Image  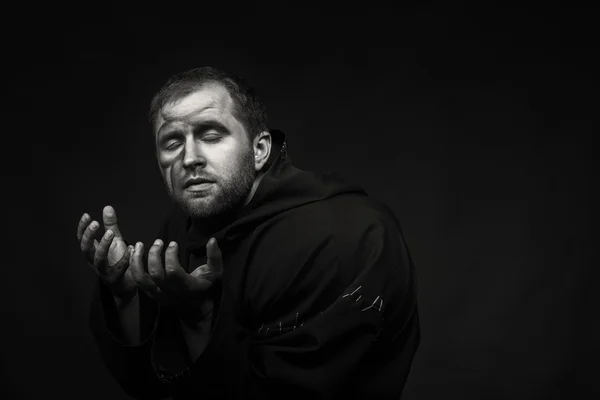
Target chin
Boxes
[180,199,221,219]
[175,195,232,220]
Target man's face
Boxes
[154,84,256,219]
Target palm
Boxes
[189,264,218,288]
[107,237,127,266]
[107,237,136,292]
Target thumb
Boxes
[207,238,223,270]
[112,245,134,278]
[194,238,222,281]
[189,238,223,282]
[103,205,123,238]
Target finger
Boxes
[148,239,165,288]
[81,220,100,262]
[129,242,145,282]
[93,229,115,270]
[164,241,191,289]
[130,242,159,295]
[104,245,132,285]
[120,244,134,273]
[205,238,223,281]
[102,205,122,238]
[77,213,91,242]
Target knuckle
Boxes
[148,269,160,278]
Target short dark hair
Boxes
[148,66,268,139]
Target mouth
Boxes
[183,178,215,191]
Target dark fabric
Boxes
[89,129,420,399]
[89,280,167,399]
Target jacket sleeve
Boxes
[88,218,173,400]
[243,213,420,399]
[89,280,170,399]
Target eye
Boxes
[202,135,221,143]
[165,140,182,150]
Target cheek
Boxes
[158,150,179,168]
[158,151,180,190]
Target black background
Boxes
[10,5,598,399]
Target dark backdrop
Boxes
[11,5,598,399]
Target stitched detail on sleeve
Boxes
[254,286,384,339]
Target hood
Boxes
[183,129,367,252]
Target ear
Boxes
[253,131,272,172]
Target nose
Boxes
[182,138,206,169]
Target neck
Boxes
[244,170,265,207]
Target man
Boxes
[77,67,420,399]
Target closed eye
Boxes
[166,140,182,150]
[202,135,222,143]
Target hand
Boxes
[129,237,223,306]
[77,205,136,298]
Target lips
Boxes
[183,177,215,189]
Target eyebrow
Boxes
[157,119,230,137]
[193,120,230,134]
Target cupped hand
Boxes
[77,205,136,298]
[129,237,223,306]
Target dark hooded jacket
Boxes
[89,130,420,399]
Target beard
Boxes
[170,147,256,220]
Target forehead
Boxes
[156,84,235,128]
